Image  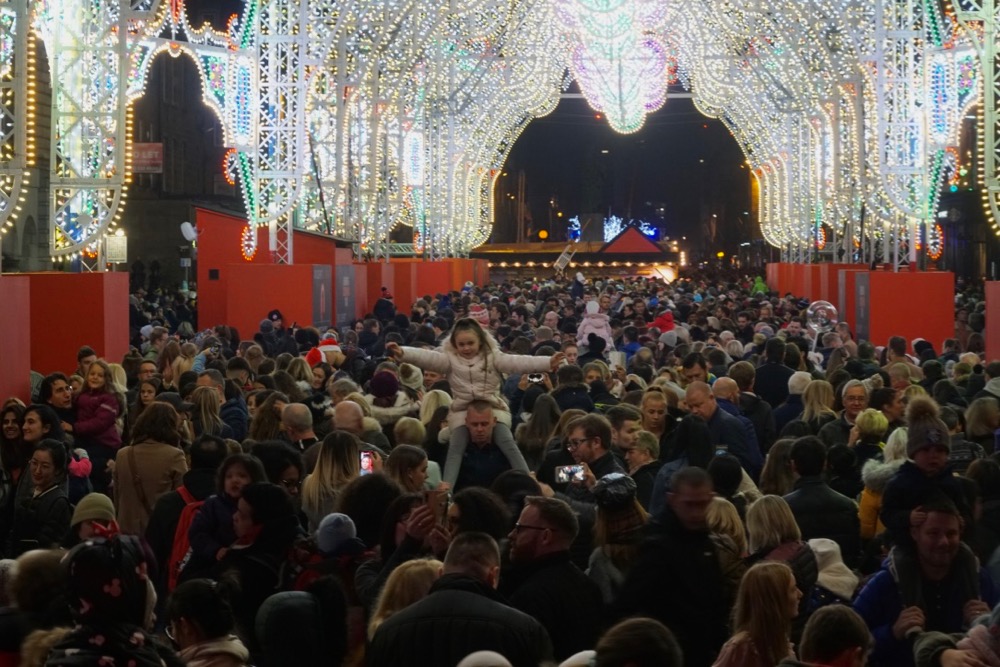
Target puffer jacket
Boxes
[576,312,614,351]
[859,458,904,540]
[179,635,250,667]
[73,390,122,449]
[401,335,551,416]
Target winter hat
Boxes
[369,371,399,399]
[268,309,284,323]
[260,319,275,334]
[906,396,951,458]
[139,324,153,339]
[71,493,116,527]
[305,339,342,367]
[398,363,423,391]
[592,473,638,511]
[586,300,599,315]
[468,304,490,327]
[380,286,393,299]
[575,272,585,283]
[809,538,859,601]
[658,330,677,348]
[316,513,357,555]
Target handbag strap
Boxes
[128,445,153,515]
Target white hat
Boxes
[456,652,513,667]
[809,538,859,601]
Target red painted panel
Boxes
[27,272,129,375]
[224,264,315,337]
[867,271,954,351]
[985,283,1000,361]
[0,276,31,401]
[602,227,662,254]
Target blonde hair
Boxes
[732,562,796,665]
[884,427,908,462]
[802,380,836,423]
[301,432,361,519]
[368,559,442,639]
[706,497,747,556]
[746,495,801,553]
[420,390,452,425]
[855,408,888,441]
[902,384,927,402]
[106,363,128,395]
[190,386,224,436]
[286,357,313,384]
[966,397,1000,438]
[393,417,426,447]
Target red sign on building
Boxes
[132,143,163,174]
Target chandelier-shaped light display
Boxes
[556,0,671,134]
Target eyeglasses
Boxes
[844,395,867,403]
[28,459,52,470]
[280,478,302,490]
[512,523,549,534]
[565,437,592,451]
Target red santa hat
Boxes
[468,304,490,327]
[305,339,342,367]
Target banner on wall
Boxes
[335,264,356,328]
[312,265,332,329]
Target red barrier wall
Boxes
[766,263,779,293]
[838,268,868,332]
[866,271,954,351]
[27,272,129,375]
[986,282,1000,361]
[0,276,31,401]
[221,264,318,336]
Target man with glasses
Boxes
[502,496,603,661]
[819,379,869,449]
[562,414,625,502]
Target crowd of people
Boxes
[0,268,996,667]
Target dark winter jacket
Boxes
[707,404,761,479]
[631,459,663,511]
[879,461,977,547]
[818,414,853,449]
[746,540,818,633]
[772,394,804,435]
[182,493,238,581]
[754,360,795,408]
[6,485,71,557]
[500,551,603,661]
[613,506,730,667]
[367,574,553,667]
[784,475,861,569]
[739,391,777,454]
[220,396,249,442]
[144,468,217,592]
[550,384,595,414]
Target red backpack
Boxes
[167,486,204,593]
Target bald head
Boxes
[712,377,739,403]
[281,403,314,439]
[685,381,717,421]
[333,400,364,434]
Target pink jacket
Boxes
[74,390,123,449]
[577,312,615,351]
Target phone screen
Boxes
[359,451,374,475]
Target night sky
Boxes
[494,84,751,248]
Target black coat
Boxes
[550,384,595,413]
[7,485,71,557]
[144,468,217,594]
[784,476,862,569]
[880,460,977,548]
[631,459,663,511]
[613,507,730,667]
[754,360,795,408]
[367,574,553,667]
[500,551,604,661]
[772,394,804,435]
[739,392,777,454]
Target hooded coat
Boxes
[858,458,904,540]
[576,311,614,352]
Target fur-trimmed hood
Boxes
[861,458,904,494]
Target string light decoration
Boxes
[5,0,993,265]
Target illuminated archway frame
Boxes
[1,0,992,266]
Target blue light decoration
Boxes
[567,215,581,241]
